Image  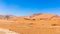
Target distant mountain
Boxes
[0,15,16,19]
[23,13,60,20]
[0,13,60,34]
[0,13,60,20]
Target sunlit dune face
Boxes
[0,28,19,34]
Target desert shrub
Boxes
[5,15,10,20]
[32,19,35,20]
[24,18,30,20]
[40,18,48,20]
[52,24,56,26]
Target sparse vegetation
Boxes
[32,19,35,20]
[52,24,56,26]
[5,15,10,20]
[0,14,60,34]
[24,18,30,20]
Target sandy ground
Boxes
[0,19,60,34]
[0,20,19,22]
[0,28,19,34]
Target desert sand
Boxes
[0,14,60,34]
[0,28,19,34]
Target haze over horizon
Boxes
[0,0,60,16]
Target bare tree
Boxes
[5,15,10,20]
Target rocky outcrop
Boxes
[24,13,60,20]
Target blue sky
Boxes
[0,0,60,16]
